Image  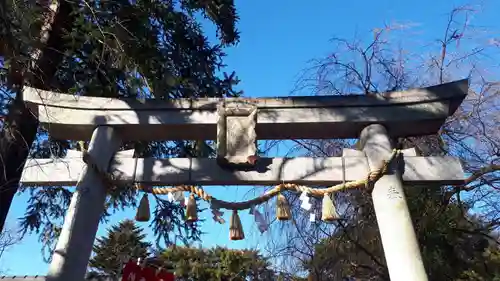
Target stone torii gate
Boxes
[20,79,468,281]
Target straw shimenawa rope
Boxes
[78,141,400,211]
[139,149,399,210]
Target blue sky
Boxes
[2,0,500,276]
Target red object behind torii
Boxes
[122,261,175,281]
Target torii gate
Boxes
[20,79,468,281]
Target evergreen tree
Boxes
[89,219,151,278]
[1,0,241,256]
[87,224,307,280]
[158,246,278,281]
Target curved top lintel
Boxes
[23,79,468,113]
[22,79,468,141]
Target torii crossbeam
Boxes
[23,79,467,141]
[20,79,469,281]
[21,149,464,186]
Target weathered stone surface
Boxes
[21,155,465,186]
[23,79,468,141]
[46,127,122,281]
[360,124,429,281]
[216,103,258,163]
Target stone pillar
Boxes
[359,124,428,281]
[47,126,121,281]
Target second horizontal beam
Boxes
[21,156,465,187]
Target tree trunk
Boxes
[0,0,73,233]
[0,99,39,232]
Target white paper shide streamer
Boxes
[300,190,312,211]
[252,208,268,233]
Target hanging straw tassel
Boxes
[229,210,245,240]
[321,193,340,222]
[135,193,151,222]
[185,193,198,222]
[276,193,291,221]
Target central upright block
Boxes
[216,100,258,165]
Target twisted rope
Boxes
[79,141,117,188]
[78,140,400,211]
[137,149,401,211]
